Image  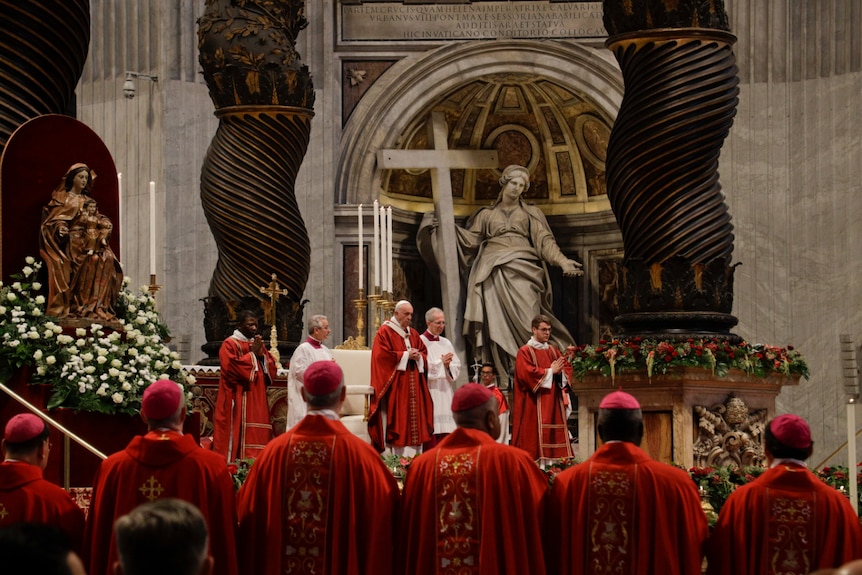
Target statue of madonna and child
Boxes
[39,163,124,321]
[418,164,583,382]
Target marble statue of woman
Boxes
[419,165,583,380]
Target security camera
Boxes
[123,75,136,99]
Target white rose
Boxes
[6,293,15,302]
[28,331,40,339]
[135,316,147,325]
[111,393,124,404]
[8,340,19,347]
[32,309,42,317]
[96,386,107,396]
[121,382,132,391]
[186,375,196,384]
[21,266,33,276]
[81,352,94,362]
[33,349,43,360]
[96,355,107,364]
[52,325,62,334]
[11,282,20,290]
[172,360,182,370]
[34,295,45,305]
[109,367,120,377]
[128,348,138,357]
[31,282,41,291]
[128,304,137,312]
[76,328,86,337]
[99,374,108,381]
[91,324,103,333]
[78,384,86,393]
[154,360,165,370]
[57,334,73,344]
[84,366,96,374]
[37,366,46,376]
[24,256,35,265]
[66,346,78,354]
[111,359,122,368]
[45,355,56,365]
[0,306,6,315]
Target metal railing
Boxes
[0,380,106,489]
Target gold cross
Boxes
[0,503,7,519]
[259,273,288,325]
[139,475,164,501]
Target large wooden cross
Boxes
[377,111,497,382]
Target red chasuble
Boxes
[548,442,707,575]
[368,322,434,451]
[512,343,573,459]
[237,415,400,575]
[0,461,85,551]
[707,463,862,575]
[400,427,549,575]
[83,431,238,575]
[212,335,276,461]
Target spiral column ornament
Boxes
[0,0,90,151]
[603,1,740,338]
[198,0,314,362]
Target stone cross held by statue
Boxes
[260,273,288,326]
[377,111,497,383]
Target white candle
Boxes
[386,206,393,293]
[358,204,363,292]
[117,173,123,262]
[380,204,387,292]
[149,181,156,276]
[372,199,380,290]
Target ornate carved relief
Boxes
[693,395,766,468]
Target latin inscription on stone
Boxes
[340,1,606,43]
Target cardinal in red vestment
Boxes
[83,380,238,575]
[0,414,85,551]
[212,310,276,461]
[368,300,434,455]
[400,383,549,574]
[237,361,400,575]
[512,314,573,459]
[708,414,862,575]
[548,389,708,575]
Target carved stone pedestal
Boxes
[572,368,800,467]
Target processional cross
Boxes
[377,111,497,383]
[260,273,288,367]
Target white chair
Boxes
[331,348,374,443]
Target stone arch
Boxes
[337,40,624,208]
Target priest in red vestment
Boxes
[237,361,400,575]
[548,390,708,575]
[83,380,238,575]
[212,310,276,461]
[0,414,85,551]
[512,314,573,459]
[368,300,434,455]
[707,414,862,575]
[400,383,550,575]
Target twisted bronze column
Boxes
[603,1,740,337]
[198,0,314,362]
[0,1,90,150]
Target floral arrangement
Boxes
[382,453,416,481]
[816,464,862,505]
[568,337,809,381]
[686,465,766,516]
[0,259,193,416]
[540,456,580,484]
[228,458,255,490]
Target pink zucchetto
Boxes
[303,361,343,396]
[599,389,641,410]
[451,383,493,413]
[4,413,46,443]
[141,380,183,420]
[770,414,812,449]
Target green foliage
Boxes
[568,338,809,381]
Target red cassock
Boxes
[707,462,862,575]
[0,461,85,551]
[236,415,400,575]
[548,442,708,575]
[212,335,276,461]
[512,343,573,459]
[399,427,549,574]
[368,322,434,451]
[83,431,238,575]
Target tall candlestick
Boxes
[380,204,388,292]
[358,204,363,292]
[117,173,123,263]
[386,206,393,293]
[149,181,156,276]
[372,199,380,290]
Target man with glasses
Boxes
[286,314,334,429]
[479,362,510,444]
[512,314,574,460]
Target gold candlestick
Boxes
[353,288,367,347]
[147,274,162,299]
[368,288,383,331]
